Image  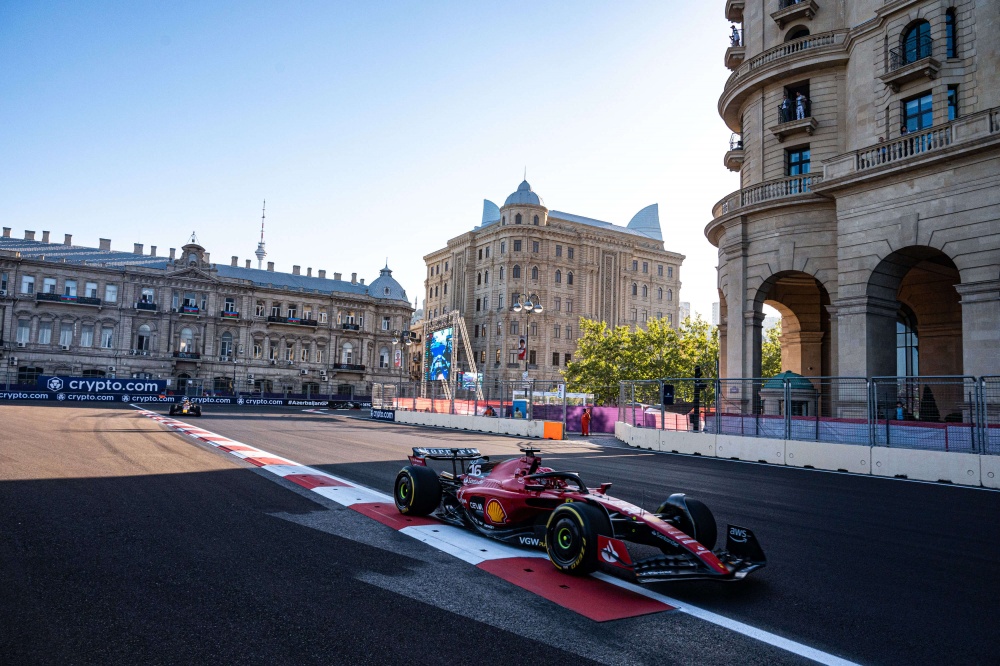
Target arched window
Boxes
[632,283,638,296]
[785,26,810,42]
[515,213,522,225]
[531,266,539,280]
[179,327,194,353]
[499,266,505,280]
[667,289,673,301]
[642,285,648,297]
[342,342,353,365]
[901,20,931,64]
[946,9,957,58]
[533,215,539,225]
[555,270,562,284]
[658,287,663,300]
[137,324,151,351]
[477,273,482,285]
[379,347,390,369]
[220,331,233,359]
[567,272,573,285]
[512,265,521,279]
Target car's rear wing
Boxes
[410,447,482,462]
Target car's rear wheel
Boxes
[656,496,717,550]
[545,503,610,575]
[394,465,441,516]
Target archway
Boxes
[753,271,832,379]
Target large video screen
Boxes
[428,327,453,381]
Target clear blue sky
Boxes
[1,1,739,319]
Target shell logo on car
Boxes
[485,499,507,524]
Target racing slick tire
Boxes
[169,405,178,415]
[545,503,611,576]
[656,497,717,550]
[394,465,441,516]
[193,406,202,417]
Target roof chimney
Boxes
[41,231,50,243]
[318,270,326,279]
[245,259,251,268]
[306,267,312,277]
[267,261,275,272]
[204,252,210,264]
[99,238,111,251]
[149,246,156,257]
[25,230,35,241]
[351,272,357,284]
[231,256,238,267]
[64,234,73,245]
[133,243,143,255]
[2,227,10,238]
[169,247,176,260]
[292,265,300,275]
[334,272,342,281]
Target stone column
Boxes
[834,294,898,378]
[956,280,1000,377]
[743,310,765,378]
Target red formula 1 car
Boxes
[394,446,766,583]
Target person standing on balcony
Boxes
[730,24,741,47]
[796,92,809,120]
[779,94,793,123]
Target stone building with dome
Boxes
[423,180,685,385]
[0,227,413,395]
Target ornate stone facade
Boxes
[712,0,1000,379]
[424,181,685,385]
[0,229,413,394]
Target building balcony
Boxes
[707,174,825,246]
[725,0,744,23]
[770,115,818,142]
[220,310,240,320]
[771,0,819,29]
[331,363,365,372]
[724,134,744,172]
[135,301,158,311]
[340,322,361,331]
[267,315,318,327]
[719,29,848,130]
[725,44,746,71]
[36,292,102,307]
[172,351,201,360]
[817,106,1000,191]
[174,305,201,315]
[879,39,939,93]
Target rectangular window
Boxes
[632,260,638,271]
[271,304,281,317]
[657,265,663,277]
[552,352,560,366]
[319,310,328,323]
[476,298,481,311]
[100,327,114,349]
[495,348,500,364]
[478,249,483,260]
[268,342,276,360]
[43,277,56,294]
[0,272,7,292]
[316,348,324,364]
[285,343,294,361]
[60,323,73,346]
[445,261,449,271]
[17,319,30,343]
[567,247,574,260]
[902,92,933,132]
[554,324,561,339]
[565,353,571,365]
[253,343,262,359]
[498,294,504,309]
[139,287,153,304]
[667,267,673,278]
[532,241,539,253]
[480,350,486,364]
[500,241,506,254]
[513,240,522,252]
[530,322,537,337]
[382,316,390,331]
[566,325,572,339]
[38,321,52,344]
[948,85,958,121]
[554,297,561,311]
[528,350,536,365]
[301,346,309,362]
[80,324,94,347]
[85,282,98,298]
[631,308,637,321]
[63,280,77,297]
[474,325,479,338]
[668,313,673,325]
[21,276,35,294]
[485,247,490,258]
[642,262,648,273]
[510,321,519,335]
[566,299,573,313]
[786,146,811,176]
[555,245,562,257]
[642,310,648,322]
[287,306,298,318]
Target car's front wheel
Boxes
[545,503,610,575]
[394,466,441,516]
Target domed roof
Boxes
[504,180,544,207]
[368,264,409,303]
[763,371,817,392]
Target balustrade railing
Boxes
[856,125,952,171]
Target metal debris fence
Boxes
[619,375,1000,454]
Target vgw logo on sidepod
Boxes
[46,377,64,392]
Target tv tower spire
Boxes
[255,200,267,269]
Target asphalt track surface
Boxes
[2,405,998,665]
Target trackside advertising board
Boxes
[370,408,396,422]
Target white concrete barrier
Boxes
[871,447,981,486]
[716,435,785,465]
[981,455,1000,490]
[660,431,716,457]
[785,439,871,474]
[630,427,660,451]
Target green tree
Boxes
[760,320,782,378]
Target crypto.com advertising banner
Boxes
[38,376,168,401]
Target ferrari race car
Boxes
[394,446,766,583]
[169,399,202,417]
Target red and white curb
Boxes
[135,408,858,664]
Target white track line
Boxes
[137,406,862,665]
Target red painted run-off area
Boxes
[351,502,438,529]
[284,474,350,490]
[478,558,674,621]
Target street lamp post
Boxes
[512,294,543,417]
